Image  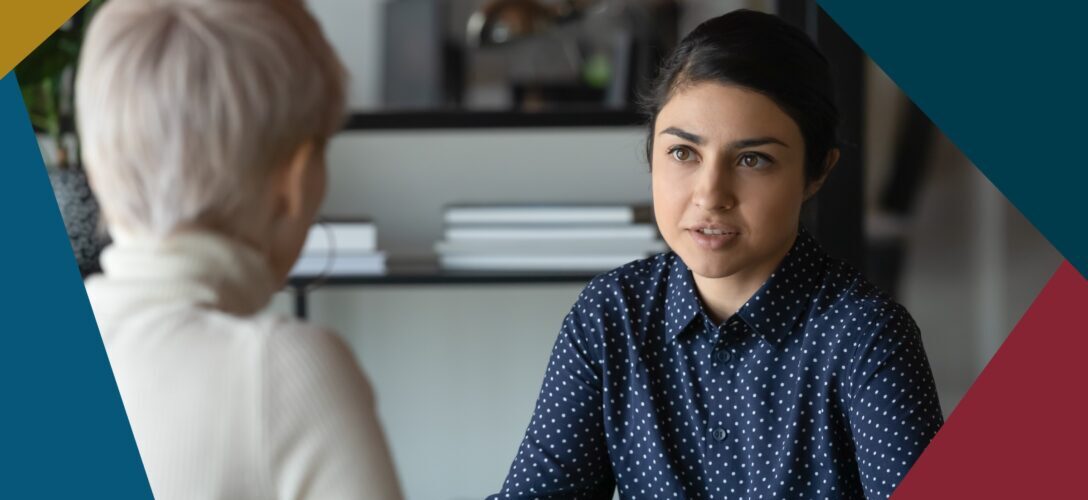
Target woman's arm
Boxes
[846,304,944,499]
[487,306,616,499]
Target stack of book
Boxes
[436,204,666,272]
[289,218,386,277]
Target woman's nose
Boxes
[692,162,736,211]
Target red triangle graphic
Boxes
[893,262,1088,498]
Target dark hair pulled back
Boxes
[640,9,839,183]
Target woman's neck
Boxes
[692,273,763,324]
[690,235,796,324]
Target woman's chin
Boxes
[678,251,740,280]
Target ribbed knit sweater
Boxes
[84,230,403,500]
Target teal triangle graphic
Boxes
[818,0,1088,277]
[0,72,153,498]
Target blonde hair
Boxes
[76,0,346,237]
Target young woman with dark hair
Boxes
[489,9,942,500]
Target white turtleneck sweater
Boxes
[84,231,403,500]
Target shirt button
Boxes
[711,427,728,441]
[714,349,731,363]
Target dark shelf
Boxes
[287,264,597,318]
[342,110,644,130]
[288,267,597,288]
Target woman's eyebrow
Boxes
[659,126,704,144]
[659,128,790,149]
[730,137,790,149]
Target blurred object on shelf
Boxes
[372,0,679,114]
[466,0,568,47]
[290,217,386,277]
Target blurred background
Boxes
[23,0,1062,499]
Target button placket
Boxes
[712,321,734,365]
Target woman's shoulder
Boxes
[814,258,918,341]
[256,314,375,407]
[257,314,356,366]
[821,258,901,308]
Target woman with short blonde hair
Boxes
[77,0,403,498]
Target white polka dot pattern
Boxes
[489,229,944,499]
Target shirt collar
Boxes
[663,227,827,344]
[662,253,701,342]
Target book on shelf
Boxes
[444,223,659,242]
[444,204,653,225]
[301,218,376,253]
[438,253,645,272]
[435,203,662,272]
[289,252,387,277]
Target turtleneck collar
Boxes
[92,229,280,317]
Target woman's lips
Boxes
[687,228,740,250]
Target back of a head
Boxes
[641,9,839,182]
[76,0,346,238]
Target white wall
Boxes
[307,0,385,109]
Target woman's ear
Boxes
[273,141,316,220]
[803,148,840,201]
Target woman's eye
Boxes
[738,152,770,169]
[669,147,693,162]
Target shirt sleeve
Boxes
[846,304,944,499]
[488,301,616,499]
[264,323,404,500]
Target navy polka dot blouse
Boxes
[489,228,944,499]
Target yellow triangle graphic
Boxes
[0,1,88,77]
